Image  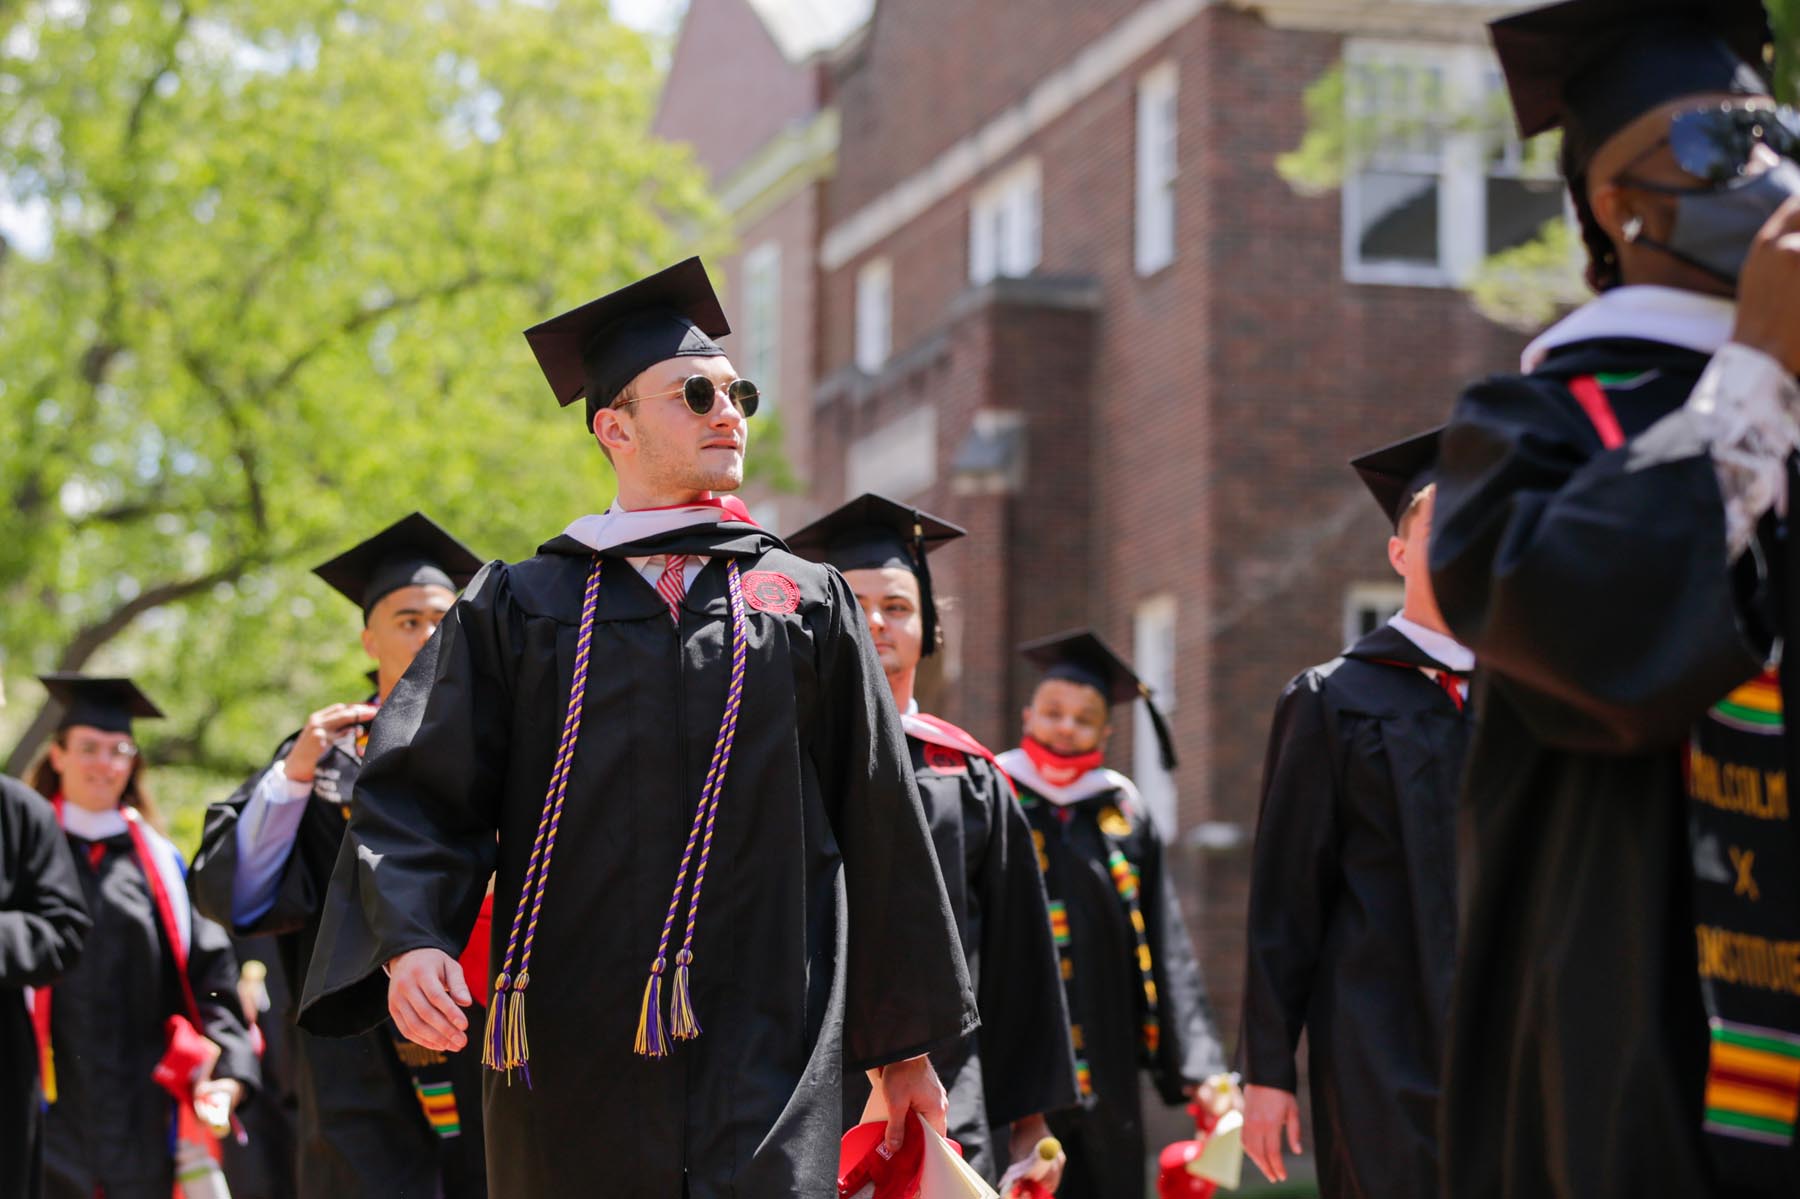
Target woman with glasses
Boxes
[28,674,258,1199]
[1431,1,1800,1195]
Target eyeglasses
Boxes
[614,376,760,418]
[67,740,139,763]
[1625,103,1800,189]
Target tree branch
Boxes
[4,559,256,774]
[261,269,491,399]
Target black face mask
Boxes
[1618,105,1800,287]
[1627,159,1800,286]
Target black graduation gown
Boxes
[1239,623,1469,1199]
[0,776,89,1199]
[842,726,1078,1183]
[1014,773,1225,1199]
[43,820,258,1199]
[219,932,300,1199]
[298,524,978,1199]
[190,728,487,1199]
[1431,336,1800,1197]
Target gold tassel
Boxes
[481,975,507,1070]
[634,961,669,1057]
[504,976,531,1069]
[670,951,701,1041]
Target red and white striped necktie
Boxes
[655,554,690,623]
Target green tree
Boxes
[0,0,750,843]
[1276,5,1800,329]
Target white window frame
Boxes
[1135,61,1179,277]
[740,242,781,404]
[854,257,893,374]
[1343,582,1405,648]
[1133,594,1179,838]
[969,158,1042,285]
[1342,40,1560,289]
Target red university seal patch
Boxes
[741,571,801,614]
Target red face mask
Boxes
[1020,736,1104,788]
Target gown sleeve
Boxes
[0,779,90,988]
[186,906,261,1095]
[970,760,1077,1128]
[188,740,315,937]
[1239,673,1340,1094]
[1142,806,1226,1104]
[298,563,510,1035]
[814,568,979,1071]
[1429,372,1767,753]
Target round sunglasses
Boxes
[615,375,761,418]
[1625,103,1800,189]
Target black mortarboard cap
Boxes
[1491,0,1772,172]
[39,674,164,734]
[787,494,966,656]
[523,257,731,426]
[1352,427,1443,530]
[313,512,483,621]
[1020,629,1178,770]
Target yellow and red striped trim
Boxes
[1704,1018,1800,1146]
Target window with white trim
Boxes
[1133,594,1179,838]
[969,158,1042,285]
[1136,62,1179,276]
[1344,41,1564,287]
[740,242,781,404]
[1343,582,1404,648]
[854,257,892,373]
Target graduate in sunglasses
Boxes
[296,259,975,1198]
[1430,1,1800,1195]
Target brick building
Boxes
[660,0,1554,1168]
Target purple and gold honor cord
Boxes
[480,557,752,1082]
[635,559,749,1057]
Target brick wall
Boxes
[813,0,1540,1092]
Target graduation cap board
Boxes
[39,674,164,735]
[312,512,484,622]
[1020,629,1179,770]
[1351,427,1443,530]
[523,257,731,424]
[786,494,967,656]
[1491,0,1772,170]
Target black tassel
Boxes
[913,521,939,656]
[1140,684,1179,771]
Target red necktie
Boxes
[1435,670,1468,713]
[655,554,690,623]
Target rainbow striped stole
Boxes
[412,1079,462,1139]
[1704,1018,1800,1146]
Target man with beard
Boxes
[297,258,975,1198]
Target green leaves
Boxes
[0,0,751,834]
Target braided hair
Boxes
[1562,136,1621,293]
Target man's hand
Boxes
[284,702,380,783]
[1242,1084,1302,1184]
[193,1076,243,1136]
[388,947,471,1052]
[874,1054,947,1152]
[1733,195,1800,375]
[998,1112,1065,1195]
